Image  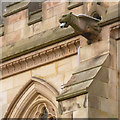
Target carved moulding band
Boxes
[0,37,80,79]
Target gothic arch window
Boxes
[4,77,58,118]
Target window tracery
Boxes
[4,77,58,118]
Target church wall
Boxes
[0,54,78,118]
[117,33,120,118]
[88,22,119,117]
[0,1,119,119]
[1,2,84,48]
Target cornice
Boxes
[1,26,76,63]
[0,37,80,79]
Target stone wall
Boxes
[0,1,119,119]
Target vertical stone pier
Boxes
[57,3,120,118]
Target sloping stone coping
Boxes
[0,24,4,37]
[56,53,109,101]
[3,1,29,17]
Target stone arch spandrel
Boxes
[4,76,59,118]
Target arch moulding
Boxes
[4,76,59,118]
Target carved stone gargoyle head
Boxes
[59,12,102,44]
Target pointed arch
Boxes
[4,76,59,118]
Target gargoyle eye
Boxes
[92,12,102,21]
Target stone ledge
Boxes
[67,2,83,10]
[3,1,29,17]
[1,26,77,62]
[1,37,80,79]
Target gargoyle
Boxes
[59,12,101,44]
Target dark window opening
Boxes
[40,107,48,120]
[28,1,47,25]
[28,2,42,15]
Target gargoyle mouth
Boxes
[60,22,69,28]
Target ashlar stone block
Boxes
[73,108,88,118]
[1,77,13,91]
[32,63,56,77]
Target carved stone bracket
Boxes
[0,38,80,79]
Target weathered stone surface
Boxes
[73,108,88,118]
[94,66,109,83]
[57,61,72,73]
[74,53,109,74]
[13,19,27,31]
[1,104,9,118]
[3,2,28,17]
[80,40,109,61]
[0,25,4,37]
[7,86,22,104]
[88,95,101,110]
[108,69,117,85]
[89,79,109,98]
[108,84,117,100]
[13,71,31,87]
[0,91,7,104]
[32,63,57,77]
[99,3,120,26]
[88,108,109,118]
[4,9,27,25]
[21,24,34,39]
[100,97,118,115]
[60,111,72,118]
[59,94,88,115]
[0,36,5,48]
[1,77,13,91]
[4,24,13,34]
[42,16,57,31]
[67,67,101,86]
[57,80,92,101]
[53,3,67,16]
[4,29,22,45]
[1,26,76,62]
